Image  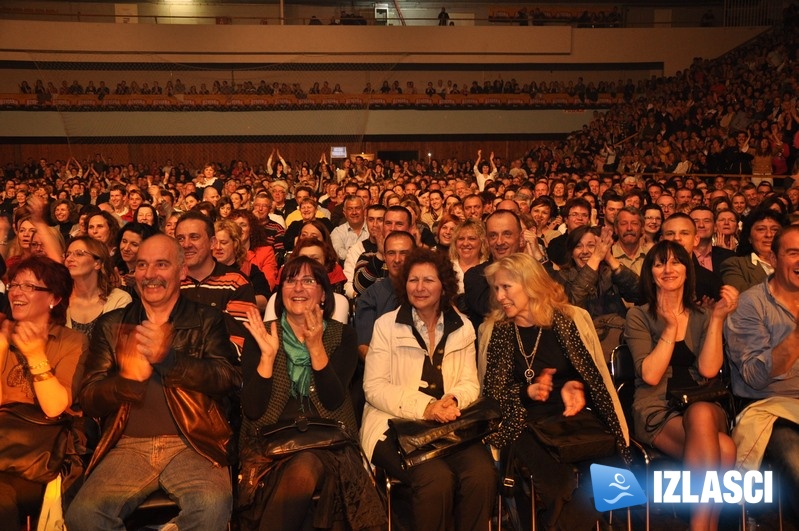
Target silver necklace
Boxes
[514,324,543,385]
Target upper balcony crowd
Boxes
[0,5,799,531]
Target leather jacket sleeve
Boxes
[79,308,148,419]
[159,306,242,399]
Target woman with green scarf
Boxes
[237,256,385,531]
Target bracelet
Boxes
[659,337,674,345]
[32,370,55,382]
[28,360,51,372]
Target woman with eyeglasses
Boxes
[0,255,89,525]
[64,236,131,338]
[238,256,385,531]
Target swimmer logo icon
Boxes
[590,463,647,512]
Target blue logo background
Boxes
[590,463,647,512]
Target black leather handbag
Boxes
[526,409,616,463]
[667,377,730,411]
[257,416,352,458]
[388,397,501,469]
[0,403,72,484]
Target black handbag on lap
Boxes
[388,397,501,469]
[667,377,730,411]
[0,403,72,484]
[257,416,352,458]
[526,409,616,463]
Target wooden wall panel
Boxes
[0,140,540,171]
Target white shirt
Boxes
[331,222,368,261]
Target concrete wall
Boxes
[0,20,763,73]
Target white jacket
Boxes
[360,305,479,461]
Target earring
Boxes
[49,304,54,310]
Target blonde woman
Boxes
[449,219,489,294]
[481,253,630,530]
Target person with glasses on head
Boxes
[0,256,88,526]
[64,236,131,337]
[238,256,385,531]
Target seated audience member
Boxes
[432,214,458,255]
[449,218,489,294]
[237,257,385,531]
[482,253,630,529]
[611,206,651,275]
[134,204,160,228]
[624,240,739,531]
[352,206,412,297]
[362,247,496,531]
[724,225,799,521]
[546,198,592,267]
[712,209,740,252]
[354,230,415,358]
[176,212,258,358]
[720,208,786,294]
[213,219,270,311]
[231,210,279,291]
[330,195,368,262]
[553,225,640,319]
[642,204,663,246]
[265,238,349,323]
[65,236,132,336]
[86,211,121,258]
[0,256,88,526]
[115,222,159,294]
[660,213,722,303]
[66,235,241,530]
[461,210,521,325]
[284,198,333,253]
[689,206,735,273]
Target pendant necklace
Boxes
[514,324,543,385]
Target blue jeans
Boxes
[66,435,231,531]
[766,420,799,515]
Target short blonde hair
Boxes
[214,219,247,266]
[484,253,570,326]
[449,218,489,263]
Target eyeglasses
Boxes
[8,282,50,293]
[644,216,662,221]
[568,212,589,219]
[283,277,318,288]
[65,249,100,260]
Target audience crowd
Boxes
[1,11,799,531]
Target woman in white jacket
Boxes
[361,247,496,531]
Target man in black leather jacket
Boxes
[67,234,241,531]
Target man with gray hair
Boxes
[67,234,240,530]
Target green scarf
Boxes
[281,314,326,399]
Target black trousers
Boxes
[0,471,45,528]
[512,430,600,531]
[373,433,497,531]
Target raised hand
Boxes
[303,304,324,347]
[561,380,586,416]
[711,285,739,319]
[527,368,556,402]
[242,306,278,362]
